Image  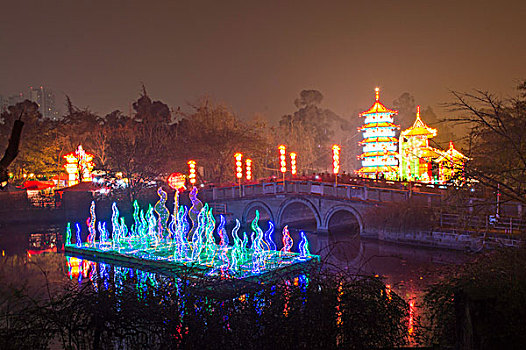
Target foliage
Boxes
[177,98,271,184]
[0,100,61,180]
[106,90,176,202]
[393,92,457,149]
[0,255,410,349]
[421,245,526,348]
[446,82,526,205]
[277,90,352,173]
[364,199,436,232]
[392,92,416,130]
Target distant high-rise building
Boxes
[0,93,25,112]
[28,86,59,119]
[1,86,60,119]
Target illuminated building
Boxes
[356,88,400,179]
[398,107,468,183]
[434,141,468,184]
[63,145,95,187]
[399,106,439,182]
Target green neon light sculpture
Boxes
[65,187,318,279]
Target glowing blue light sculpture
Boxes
[65,189,318,280]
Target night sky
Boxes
[1,0,525,120]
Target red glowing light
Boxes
[234,153,243,179]
[332,145,341,174]
[167,172,186,191]
[290,152,297,175]
[279,145,287,173]
[187,160,197,185]
[245,158,252,180]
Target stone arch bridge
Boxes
[197,180,443,235]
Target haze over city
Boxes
[1,0,525,119]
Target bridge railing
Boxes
[202,180,442,205]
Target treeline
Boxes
[0,88,353,190]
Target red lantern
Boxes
[167,172,186,191]
[332,145,340,174]
[246,159,252,181]
[187,160,197,186]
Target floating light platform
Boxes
[64,187,319,285]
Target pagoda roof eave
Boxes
[401,127,437,138]
[359,136,398,144]
[359,122,399,130]
[356,165,399,173]
[401,113,437,138]
[358,150,399,159]
[360,101,398,116]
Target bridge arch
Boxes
[323,205,363,235]
[242,200,275,225]
[277,197,321,231]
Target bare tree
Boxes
[446,82,526,205]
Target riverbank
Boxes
[363,227,521,251]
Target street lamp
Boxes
[332,144,341,186]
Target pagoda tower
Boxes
[399,106,439,182]
[356,88,399,179]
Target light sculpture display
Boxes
[187,160,197,186]
[245,159,252,181]
[64,187,318,280]
[63,145,95,186]
[356,88,400,179]
[290,152,297,176]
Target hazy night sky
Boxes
[1,0,525,120]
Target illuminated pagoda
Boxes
[356,88,400,179]
[434,141,468,184]
[399,106,440,182]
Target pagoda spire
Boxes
[375,87,380,102]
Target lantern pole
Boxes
[332,145,341,187]
[279,145,287,184]
[235,153,243,197]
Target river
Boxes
[0,222,470,298]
